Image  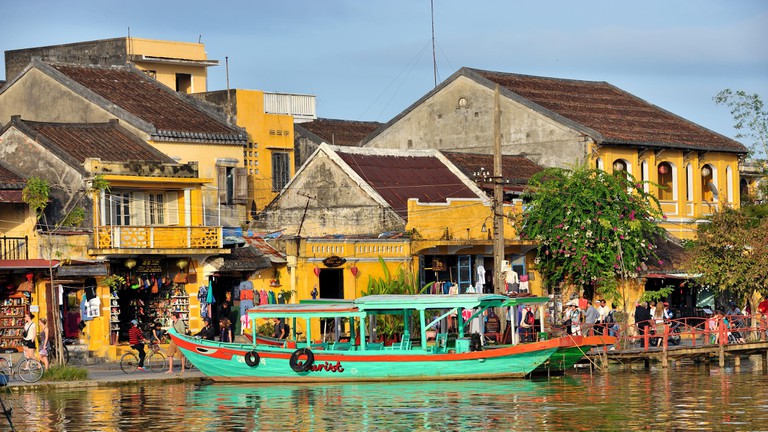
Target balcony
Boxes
[91,226,226,255]
[0,236,28,260]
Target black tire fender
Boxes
[244,350,260,367]
[289,348,314,372]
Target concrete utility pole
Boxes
[493,84,505,297]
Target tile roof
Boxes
[217,245,272,272]
[336,150,479,218]
[0,190,25,203]
[0,165,25,187]
[470,68,747,153]
[296,118,382,146]
[15,118,177,164]
[441,152,543,190]
[48,63,245,144]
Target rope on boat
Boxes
[567,334,604,373]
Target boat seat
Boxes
[331,342,352,351]
[366,342,383,351]
[385,339,412,351]
[311,342,329,350]
[431,333,449,353]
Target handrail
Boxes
[600,313,767,352]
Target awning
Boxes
[57,264,109,277]
[211,245,272,273]
[0,259,60,270]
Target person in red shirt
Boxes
[128,319,148,371]
[758,297,768,341]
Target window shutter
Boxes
[131,192,146,226]
[233,167,248,204]
[216,166,227,203]
[165,191,179,225]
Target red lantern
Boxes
[350,266,359,277]
[313,267,321,277]
[658,164,668,175]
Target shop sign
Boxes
[136,258,163,273]
[322,256,346,268]
[309,361,344,373]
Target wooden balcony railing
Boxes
[0,236,28,260]
[95,226,222,250]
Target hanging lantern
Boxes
[701,166,711,177]
[658,164,669,175]
[124,258,137,270]
[350,265,359,277]
[613,161,624,171]
[177,258,189,270]
[314,267,321,277]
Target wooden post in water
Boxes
[719,346,725,367]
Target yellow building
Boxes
[4,36,217,93]
[194,89,318,214]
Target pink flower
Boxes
[658,260,664,265]
[629,210,636,221]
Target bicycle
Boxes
[120,342,166,373]
[48,340,71,365]
[0,348,44,383]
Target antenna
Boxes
[226,56,232,122]
[431,0,437,87]
[199,34,202,43]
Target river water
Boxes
[3,364,767,431]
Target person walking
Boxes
[38,317,50,370]
[634,302,652,348]
[22,313,37,361]
[166,312,187,374]
[128,320,148,371]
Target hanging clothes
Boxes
[198,285,209,319]
[259,289,268,305]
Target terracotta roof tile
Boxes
[472,69,747,153]
[50,64,244,142]
[336,151,478,218]
[18,119,176,164]
[218,245,272,272]
[0,165,25,186]
[297,118,382,146]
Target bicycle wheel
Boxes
[17,358,44,383]
[120,353,139,374]
[146,352,167,372]
[0,357,11,376]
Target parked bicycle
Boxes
[120,342,166,373]
[48,338,74,365]
[0,348,44,383]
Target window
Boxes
[701,164,716,202]
[272,152,290,192]
[147,193,165,225]
[641,160,649,193]
[109,193,131,226]
[217,166,248,204]
[726,166,733,204]
[686,164,694,201]
[175,73,192,93]
[657,162,674,200]
[595,157,603,170]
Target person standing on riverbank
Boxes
[166,312,187,374]
[583,301,599,336]
[635,302,652,347]
[22,313,36,361]
[38,317,50,370]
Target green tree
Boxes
[714,89,767,158]
[520,165,667,308]
[686,208,768,318]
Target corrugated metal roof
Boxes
[0,190,24,203]
[243,237,287,264]
[217,245,272,272]
[472,69,747,153]
[336,151,478,218]
[0,165,24,186]
[441,151,543,185]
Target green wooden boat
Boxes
[169,294,586,383]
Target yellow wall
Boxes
[592,144,742,240]
[231,90,296,211]
[129,38,211,93]
[405,198,520,241]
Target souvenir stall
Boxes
[107,257,195,345]
[0,274,33,349]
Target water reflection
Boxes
[4,366,768,431]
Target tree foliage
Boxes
[686,208,768,304]
[714,89,768,158]
[520,165,667,302]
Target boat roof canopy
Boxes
[248,302,365,319]
[503,296,550,307]
[354,294,509,312]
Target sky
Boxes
[1,0,766,154]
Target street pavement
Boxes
[5,359,208,390]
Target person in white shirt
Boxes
[22,312,37,360]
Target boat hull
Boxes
[530,335,616,375]
[171,333,569,383]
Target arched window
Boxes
[701,164,716,202]
[612,159,632,176]
[595,157,604,170]
[726,166,733,204]
[686,164,693,201]
[657,162,674,200]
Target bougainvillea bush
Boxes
[520,165,667,301]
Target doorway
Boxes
[318,269,344,299]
